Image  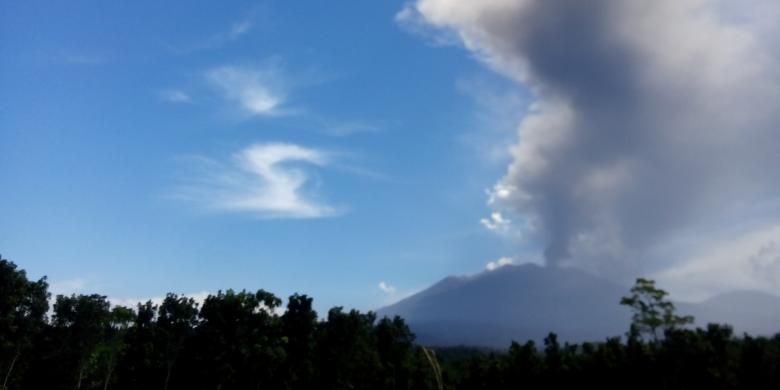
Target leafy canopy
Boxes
[620,278,694,340]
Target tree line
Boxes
[2,255,780,389]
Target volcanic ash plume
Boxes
[402,0,780,279]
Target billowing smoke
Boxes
[401,0,780,280]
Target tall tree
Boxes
[116,301,158,390]
[98,306,135,390]
[197,289,284,389]
[53,294,111,390]
[156,294,198,390]
[315,307,382,389]
[375,316,415,389]
[0,257,49,390]
[621,278,694,341]
[281,294,317,388]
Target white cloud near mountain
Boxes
[378,281,397,294]
[486,256,515,271]
[480,212,511,233]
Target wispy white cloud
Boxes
[480,211,511,233]
[206,65,287,116]
[168,16,254,54]
[160,89,192,104]
[205,62,381,132]
[228,20,253,39]
[456,76,527,164]
[396,4,460,46]
[378,281,397,294]
[486,183,513,206]
[175,142,340,219]
[323,121,381,137]
[61,52,106,65]
[485,256,515,271]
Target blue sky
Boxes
[0,1,531,311]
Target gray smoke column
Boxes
[400,0,780,278]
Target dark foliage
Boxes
[2,255,779,389]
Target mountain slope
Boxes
[378,264,780,348]
[377,264,631,347]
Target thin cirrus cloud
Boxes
[323,121,382,137]
[192,19,253,51]
[61,53,106,65]
[206,65,288,116]
[168,17,254,54]
[228,20,253,40]
[204,63,384,138]
[175,142,340,219]
[160,89,192,104]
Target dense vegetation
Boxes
[2,255,780,389]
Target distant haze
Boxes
[378,264,780,348]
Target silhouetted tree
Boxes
[157,294,198,390]
[53,293,111,390]
[281,294,317,388]
[116,300,158,390]
[196,289,284,389]
[0,256,49,390]
[97,306,135,390]
[621,278,694,341]
[315,307,381,389]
